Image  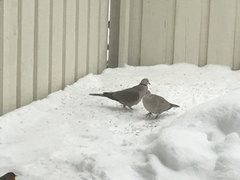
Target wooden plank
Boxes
[141,0,168,66]
[2,0,18,114]
[74,0,79,80]
[50,0,64,92]
[76,0,88,78]
[0,0,3,115]
[128,0,143,66]
[118,0,130,67]
[207,0,236,67]
[64,0,76,86]
[108,0,120,68]
[165,0,176,65]
[199,0,210,66]
[19,0,35,106]
[98,0,109,73]
[233,0,240,70]
[35,0,50,100]
[174,0,202,65]
[88,0,100,73]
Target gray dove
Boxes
[89,78,150,110]
[143,91,179,118]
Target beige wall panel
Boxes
[64,0,76,86]
[98,0,109,73]
[233,0,240,70]
[108,0,120,68]
[199,0,210,66]
[174,0,202,65]
[207,0,236,67]
[141,0,169,66]
[118,0,130,67]
[36,0,50,100]
[50,0,64,92]
[128,0,143,66]
[76,0,88,78]
[75,0,79,81]
[19,0,35,106]
[0,0,3,114]
[2,0,18,114]
[165,0,176,65]
[88,0,100,74]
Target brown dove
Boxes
[143,90,179,118]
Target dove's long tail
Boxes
[170,103,180,108]
[89,92,117,101]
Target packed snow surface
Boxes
[1,63,240,180]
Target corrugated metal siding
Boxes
[0,0,109,115]
[115,0,240,70]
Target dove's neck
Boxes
[138,84,148,98]
[140,83,148,86]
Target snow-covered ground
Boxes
[1,63,240,180]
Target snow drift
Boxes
[0,63,240,180]
[140,90,240,180]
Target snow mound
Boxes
[140,90,240,180]
[1,63,240,179]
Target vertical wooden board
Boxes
[98,0,109,73]
[74,0,79,80]
[173,0,185,63]
[199,0,210,66]
[76,0,88,78]
[118,0,130,67]
[128,0,143,66]
[20,0,35,106]
[207,0,236,67]
[0,0,3,114]
[50,0,63,92]
[174,0,202,65]
[2,0,18,114]
[88,0,100,74]
[64,0,76,86]
[140,0,168,66]
[233,0,240,70]
[185,0,202,65]
[36,0,50,99]
[165,0,176,64]
[108,0,120,68]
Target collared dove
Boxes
[143,91,179,119]
[89,78,150,110]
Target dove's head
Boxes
[140,78,150,86]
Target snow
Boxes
[0,63,240,180]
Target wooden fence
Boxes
[0,0,109,115]
[1,0,240,116]
[109,0,240,70]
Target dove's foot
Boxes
[146,112,153,117]
[123,105,133,111]
[155,114,160,119]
